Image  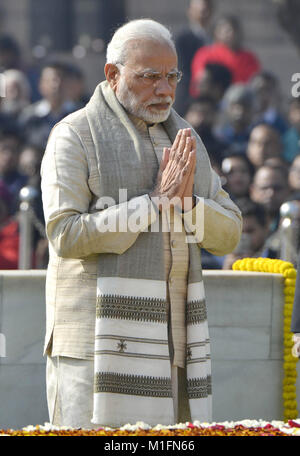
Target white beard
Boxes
[115,77,173,123]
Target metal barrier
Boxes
[18,186,39,269]
[280,201,300,266]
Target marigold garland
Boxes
[2,420,300,436]
[232,257,299,421]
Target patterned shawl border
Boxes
[96,296,207,324]
[94,372,172,398]
[94,372,211,399]
[187,375,212,398]
[186,299,207,325]
[96,295,167,323]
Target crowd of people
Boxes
[0,42,89,268]
[175,0,300,269]
[0,0,299,270]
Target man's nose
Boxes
[154,77,174,97]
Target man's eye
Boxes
[144,73,160,81]
[167,74,178,82]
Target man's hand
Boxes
[150,128,196,212]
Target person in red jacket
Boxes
[190,14,260,98]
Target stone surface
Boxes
[0,270,298,428]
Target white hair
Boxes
[106,19,176,64]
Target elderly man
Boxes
[41,19,242,428]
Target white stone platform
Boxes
[0,270,298,428]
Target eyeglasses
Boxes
[116,63,182,86]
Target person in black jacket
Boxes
[174,0,215,116]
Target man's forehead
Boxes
[125,39,177,68]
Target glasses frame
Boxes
[116,63,182,86]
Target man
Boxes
[184,95,228,168]
[221,153,254,201]
[283,97,300,163]
[246,123,284,169]
[216,83,255,155]
[41,19,242,428]
[250,71,287,135]
[250,165,290,230]
[193,62,232,105]
[250,164,290,257]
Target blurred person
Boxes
[246,123,283,169]
[264,156,289,169]
[250,71,288,135]
[18,143,43,180]
[215,83,254,154]
[0,34,40,102]
[190,14,260,98]
[221,152,254,200]
[0,129,27,213]
[0,181,19,269]
[0,35,21,71]
[1,69,31,117]
[0,103,17,135]
[283,98,300,163]
[18,61,76,149]
[64,63,90,108]
[222,197,277,269]
[288,155,300,193]
[193,62,232,104]
[18,143,44,232]
[184,95,227,166]
[18,143,45,261]
[174,0,215,115]
[250,164,290,235]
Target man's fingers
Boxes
[177,129,190,161]
[169,129,183,160]
[161,147,170,170]
[181,136,192,164]
[181,150,196,185]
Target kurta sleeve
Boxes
[41,123,158,259]
[181,168,242,255]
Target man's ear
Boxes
[104,63,120,91]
